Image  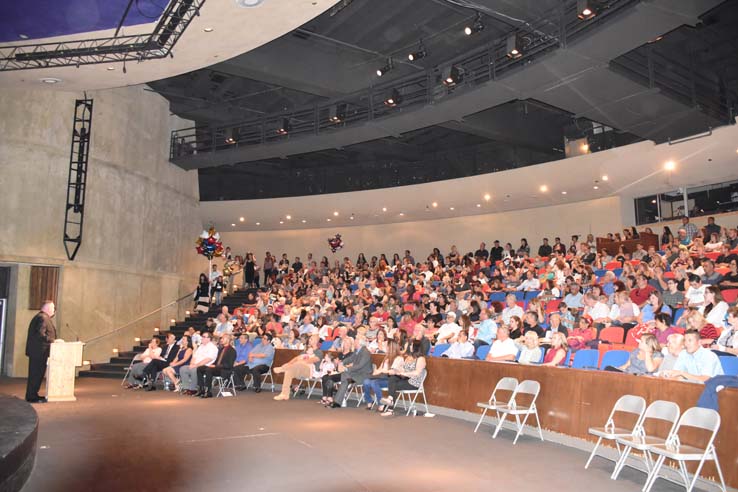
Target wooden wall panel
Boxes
[28,266,59,310]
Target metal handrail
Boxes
[85,291,195,345]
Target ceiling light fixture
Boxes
[506,33,523,59]
[464,12,484,36]
[19,34,29,39]
[577,0,597,20]
[328,103,347,123]
[376,58,393,77]
[40,77,62,84]
[384,88,402,107]
[442,65,463,86]
[408,42,427,61]
[276,117,290,135]
[203,27,214,32]
[236,0,265,7]
[107,66,115,71]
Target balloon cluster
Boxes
[327,233,344,253]
[195,227,224,260]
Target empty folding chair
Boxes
[474,377,518,433]
[611,400,680,481]
[212,373,237,398]
[492,379,544,444]
[395,372,430,417]
[642,407,726,492]
[584,394,646,469]
[599,350,630,370]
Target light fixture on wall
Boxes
[431,201,438,208]
[506,33,523,59]
[601,175,608,181]
[577,0,597,20]
[376,58,393,77]
[285,215,292,220]
[483,193,491,201]
[539,185,548,192]
[664,160,676,171]
[239,217,245,222]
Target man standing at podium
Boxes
[25,300,57,403]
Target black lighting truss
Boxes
[63,98,93,261]
[0,0,206,71]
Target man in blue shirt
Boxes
[232,333,253,390]
[563,283,584,309]
[239,334,275,392]
[473,308,497,350]
[662,330,723,383]
[299,314,316,335]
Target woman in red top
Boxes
[567,316,594,351]
[686,310,720,346]
[543,332,569,366]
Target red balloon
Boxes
[207,237,216,245]
[196,246,204,254]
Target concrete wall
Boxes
[0,85,202,374]
[220,196,624,263]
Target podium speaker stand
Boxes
[46,340,85,402]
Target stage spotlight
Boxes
[384,88,402,107]
[577,0,597,20]
[376,59,393,77]
[506,33,523,59]
[276,118,290,135]
[442,66,463,86]
[328,103,347,123]
[408,44,426,61]
[464,12,484,36]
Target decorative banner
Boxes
[195,227,224,260]
[327,233,344,253]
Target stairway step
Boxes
[79,370,123,379]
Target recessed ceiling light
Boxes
[107,66,115,71]
[231,223,235,227]
[333,211,339,216]
[664,160,676,171]
[203,27,214,32]
[19,34,29,39]
[40,77,62,84]
[236,0,264,6]
[561,191,567,195]
[593,185,599,190]
[431,202,438,208]
[382,207,387,212]
[476,203,481,208]
[601,175,609,181]
[239,217,245,222]
[651,199,657,204]
[539,185,548,192]
[285,215,291,220]
[483,193,491,201]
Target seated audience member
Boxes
[410,324,432,356]
[231,333,254,390]
[546,313,569,338]
[501,294,524,325]
[583,293,610,328]
[630,274,656,307]
[609,291,640,334]
[661,330,723,382]
[284,328,304,350]
[609,334,663,375]
[650,312,677,345]
[362,340,404,410]
[659,333,685,372]
[700,285,729,328]
[517,270,541,292]
[638,291,671,324]
[238,333,276,392]
[563,283,584,309]
[441,330,475,359]
[661,278,685,308]
[273,334,323,401]
[380,341,427,416]
[714,306,738,356]
[331,326,349,351]
[331,335,374,408]
[473,308,498,349]
[435,311,462,344]
[542,332,568,366]
[700,259,722,285]
[516,331,543,364]
[523,312,546,338]
[141,332,180,390]
[195,333,237,398]
[567,316,594,351]
[368,329,388,354]
[213,313,233,339]
[179,332,218,395]
[161,335,193,391]
[507,315,524,340]
[686,310,720,346]
[697,373,738,411]
[485,326,518,362]
[718,258,738,290]
[685,274,707,306]
[123,338,162,389]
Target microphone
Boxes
[65,323,81,342]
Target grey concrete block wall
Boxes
[0,85,203,375]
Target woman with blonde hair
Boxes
[542,332,568,366]
[609,333,663,375]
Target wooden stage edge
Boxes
[273,349,737,491]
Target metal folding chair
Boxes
[492,379,544,444]
[121,355,141,387]
[212,372,237,398]
[473,377,519,433]
[611,400,680,481]
[395,372,429,416]
[245,365,276,392]
[585,394,647,469]
[643,407,726,492]
[293,376,322,398]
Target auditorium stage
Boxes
[0,377,692,492]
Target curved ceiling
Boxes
[0,0,338,91]
[199,123,738,231]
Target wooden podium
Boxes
[46,340,85,402]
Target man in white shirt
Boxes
[583,293,610,325]
[485,326,518,362]
[213,313,233,339]
[661,330,723,382]
[564,283,584,309]
[441,330,475,359]
[179,332,219,394]
[501,294,524,325]
[435,312,462,344]
[124,338,162,388]
[209,264,222,284]
[516,270,541,292]
[685,274,707,307]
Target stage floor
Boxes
[0,377,689,492]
